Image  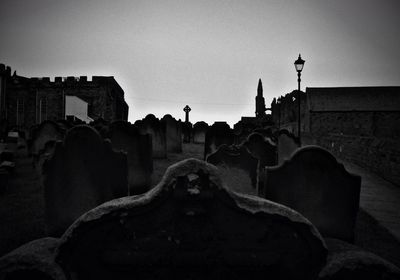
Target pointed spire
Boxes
[257,78,263,97]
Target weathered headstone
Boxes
[52,159,326,279]
[161,114,182,153]
[207,144,259,195]
[89,118,109,138]
[135,114,167,158]
[192,121,208,144]
[30,121,65,166]
[260,145,361,242]
[204,122,234,159]
[182,121,192,143]
[319,238,400,280]
[243,132,277,168]
[43,125,128,236]
[278,129,300,164]
[108,121,153,195]
[36,140,57,180]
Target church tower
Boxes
[255,78,266,118]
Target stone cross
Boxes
[183,105,191,123]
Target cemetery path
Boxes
[343,160,400,267]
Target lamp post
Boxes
[294,54,305,143]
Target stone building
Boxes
[0,64,129,130]
[271,86,400,185]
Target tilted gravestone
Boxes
[204,122,234,159]
[277,129,300,164]
[243,132,277,168]
[135,114,167,158]
[161,114,182,153]
[43,125,128,236]
[192,121,208,144]
[0,159,325,280]
[30,121,65,165]
[207,144,259,195]
[260,145,361,242]
[108,121,153,195]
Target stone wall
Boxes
[316,133,400,186]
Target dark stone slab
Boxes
[277,129,300,164]
[182,121,192,143]
[55,159,327,280]
[207,144,259,195]
[204,122,234,159]
[192,121,208,144]
[161,114,182,153]
[319,238,400,280]
[43,125,128,236]
[260,145,361,242]
[135,114,167,158]
[108,121,153,195]
[243,132,277,168]
[30,121,65,157]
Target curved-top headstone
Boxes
[260,145,361,242]
[277,129,300,164]
[135,114,167,158]
[89,118,109,138]
[319,238,400,280]
[161,114,182,153]
[243,132,277,168]
[30,121,65,158]
[192,121,208,144]
[108,121,153,195]
[204,122,234,159]
[55,159,327,280]
[43,125,128,236]
[207,144,259,195]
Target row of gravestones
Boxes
[27,115,184,236]
[204,123,361,243]
[0,159,398,279]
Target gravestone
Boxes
[243,132,277,168]
[89,118,109,138]
[30,121,65,166]
[36,140,57,180]
[278,129,300,164]
[52,159,326,279]
[192,121,208,144]
[182,121,192,143]
[204,122,234,159]
[161,114,182,153]
[135,114,167,158]
[43,125,128,236]
[108,121,153,195]
[207,144,259,195]
[319,238,400,280]
[260,145,361,242]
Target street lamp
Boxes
[294,54,305,143]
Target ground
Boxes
[0,142,400,269]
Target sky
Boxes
[1,0,399,126]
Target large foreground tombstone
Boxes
[108,121,153,195]
[30,121,65,162]
[277,129,300,164]
[204,122,234,159]
[161,114,182,153]
[260,145,361,242]
[207,144,259,195]
[192,121,208,144]
[0,159,325,280]
[135,114,167,158]
[243,132,277,168]
[43,125,128,236]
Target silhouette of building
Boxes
[255,78,267,118]
[0,64,129,130]
[271,86,400,186]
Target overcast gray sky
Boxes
[1,0,399,125]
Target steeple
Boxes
[255,78,266,118]
[257,78,263,97]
